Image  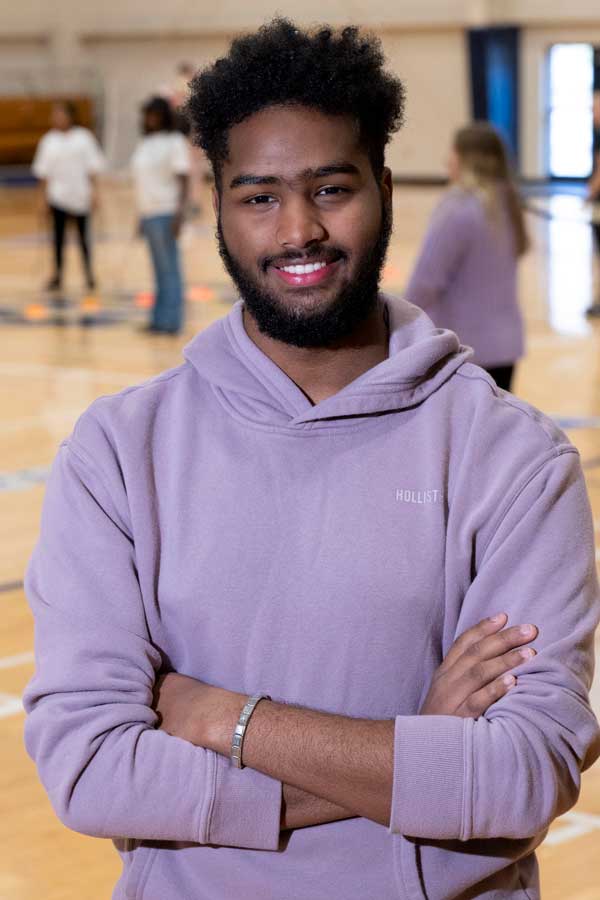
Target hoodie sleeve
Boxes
[23,438,282,849]
[404,195,475,310]
[390,449,600,840]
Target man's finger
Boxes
[444,624,538,671]
[458,645,536,692]
[456,673,517,719]
[440,613,508,671]
[448,624,538,681]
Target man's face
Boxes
[215,105,392,348]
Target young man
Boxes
[24,20,599,900]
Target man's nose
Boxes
[276,197,327,249]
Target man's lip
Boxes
[270,258,342,287]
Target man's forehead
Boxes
[224,105,366,176]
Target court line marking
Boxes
[553,416,600,429]
[544,810,600,846]
[0,693,23,719]
[0,467,50,491]
[0,651,34,670]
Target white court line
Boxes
[0,693,23,719]
[0,467,50,492]
[0,651,34,670]
[544,810,600,846]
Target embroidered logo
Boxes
[395,488,444,505]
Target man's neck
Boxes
[242,301,389,405]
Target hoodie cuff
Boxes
[207,752,282,850]
[389,715,472,841]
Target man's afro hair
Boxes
[185,18,405,184]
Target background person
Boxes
[405,122,529,391]
[131,96,190,334]
[32,100,104,291]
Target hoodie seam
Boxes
[201,751,218,844]
[456,368,567,454]
[478,448,578,561]
[64,438,134,541]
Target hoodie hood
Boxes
[182,296,472,430]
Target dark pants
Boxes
[485,365,515,392]
[50,205,94,285]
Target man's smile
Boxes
[271,257,343,287]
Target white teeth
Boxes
[280,261,328,275]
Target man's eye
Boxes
[317,184,351,198]
[246,195,276,205]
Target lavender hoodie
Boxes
[24,298,599,900]
[405,186,525,368]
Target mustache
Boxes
[260,247,347,273]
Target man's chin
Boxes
[263,288,343,320]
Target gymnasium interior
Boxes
[1,2,599,898]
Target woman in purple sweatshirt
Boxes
[405,123,529,392]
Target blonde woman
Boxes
[405,122,529,391]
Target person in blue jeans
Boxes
[132,96,191,334]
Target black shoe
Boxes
[585,303,600,318]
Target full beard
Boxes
[216,201,392,349]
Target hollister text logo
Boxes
[395,488,443,505]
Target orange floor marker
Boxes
[24,303,49,322]
[135,291,154,309]
[187,285,216,303]
[80,295,101,314]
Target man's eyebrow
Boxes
[229,163,361,190]
[311,163,360,178]
[229,174,280,189]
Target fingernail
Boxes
[490,613,506,623]
[519,648,535,659]
[520,624,535,636]
[503,675,516,686]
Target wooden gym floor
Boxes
[0,179,599,899]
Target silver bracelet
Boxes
[230,694,270,769]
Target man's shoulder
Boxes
[452,361,574,460]
[70,361,193,451]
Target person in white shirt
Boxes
[131,96,191,334]
[32,101,105,291]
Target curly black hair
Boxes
[185,18,405,188]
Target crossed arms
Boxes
[155,615,538,829]
[23,438,600,847]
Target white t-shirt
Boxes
[131,132,191,217]
[32,127,105,215]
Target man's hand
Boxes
[420,613,537,717]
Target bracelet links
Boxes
[230,693,270,769]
